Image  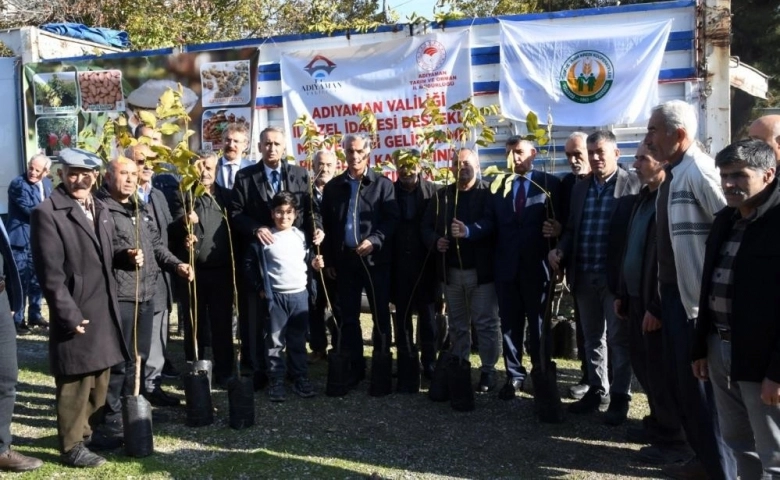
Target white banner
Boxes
[281,30,472,167]
[499,19,672,126]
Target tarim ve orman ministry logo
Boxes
[416,40,446,72]
[559,50,614,104]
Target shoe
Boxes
[0,448,43,472]
[568,374,589,400]
[61,443,106,468]
[292,377,316,398]
[307,350,327,364]
[568,387,609,414]
[626,426,686,446]
[143,386,181,407]
[268,379,286,402]
[161,360,180,379]
[475,371,497,393]
[604,392,630,426]
[15,323,30,336]
[635,444,692,465]
[661,457,708,480]
[84,431,122,451]
[498,378,524,400]
[28,318,49,328]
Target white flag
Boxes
[499,19,672,126]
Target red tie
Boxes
[515,177,526,219]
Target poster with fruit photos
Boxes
[22,49,259,162]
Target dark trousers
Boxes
[182,266,234,381]
[55,369,110,453]
[660,283,735,480]
[392,267,436,365]
[496,272,550,382]
[336,253,392,370]
[266,290,309,380]
[309,271,340,353]
[11,247,42,325]
[0,290,16,453]
[105,300,154,421]
[627,296,681,434]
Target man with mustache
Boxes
[390,149,438,384]
[644,100,732,480]
[611,145,685,459]
[693,139,780,480]
[171,151,235,387]
[6,153,52,335]
[423,148,499,397]
[31,149,130,467]
[548,130,639,422]
[748,115,780,162]
[307,150,341,363]
[216,124,253,189]
[231,126,322,391]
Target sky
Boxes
[388,0,439,20]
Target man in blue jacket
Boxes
[6,154,52,335]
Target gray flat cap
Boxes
[57,148,102,170]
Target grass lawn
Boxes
[7,309,665,479]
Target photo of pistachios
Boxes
[200,60,251,106]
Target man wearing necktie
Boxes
[5,154,52,335]
[231,126,323,391]
[455,137,561,400]
[216,124,253,189]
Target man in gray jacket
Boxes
[96,158,192,438]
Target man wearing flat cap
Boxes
[31,148,137,468]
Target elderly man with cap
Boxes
[31,148,133,468]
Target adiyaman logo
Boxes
[301,55,342,95]
[559,50,614,104]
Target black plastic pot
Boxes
[369,334,393,397]
[227,375,255,430]
[428,350,451,402]
[552,318,578,360]
[396,346,420,394]
[447,357,474,412]
[190,359,213,391]
[121,395,153,457]
[531,361,564,424]
[183,370,214,427]
[325,349,351,397]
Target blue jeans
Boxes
[265,290,309,380]
[0,288,16,453]
[11,247,42,325]
[660,282,735,480]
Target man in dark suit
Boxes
[391,149,438,381]
[231,126,323,389]
[31,148,130,468]
[6,153,52,335]
[321,133,399,387]
[472,136,561,399]
[171,151,235,387]
[548,130,640,423]
[0,196,43,472]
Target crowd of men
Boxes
[0,105,779,478]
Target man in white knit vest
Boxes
[644,100,734,480]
